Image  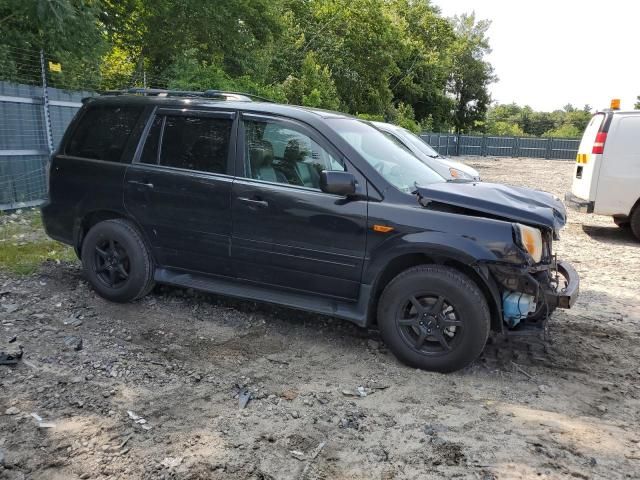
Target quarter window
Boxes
[66,106,143,162]
[140,115,232,174]
[243,119,344,189]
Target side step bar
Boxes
[154,268,370,327]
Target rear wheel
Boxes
[377,265,490,373]
[631,208,640,241]
[81,219,154,302]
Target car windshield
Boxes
[398,127,440,157]
[330,119,444,192]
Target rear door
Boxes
[230,113,368,300]
[571,112,607,201]
[124,108,236,277]
[594,114,640,215]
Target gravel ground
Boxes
[1,157,639,480]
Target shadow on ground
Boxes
[581,224,638,245]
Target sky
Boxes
[435,0,639,112]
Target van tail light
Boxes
[592,132,607,154]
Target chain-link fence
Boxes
[420,132,580,160]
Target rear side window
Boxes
[140,115,232,174]
[66,106,143,162]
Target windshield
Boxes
[330,119,444,192]
[398,128,440,157]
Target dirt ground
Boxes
[1,157,639,480]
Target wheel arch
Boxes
[74,210,151,258]
[366,250,503,333]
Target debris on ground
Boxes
[238,389,251,409]
[160,456,183,469]
[342,386,368,397]
[1,159,639,479]
[281,389,298,401]
[0,344,23,366]
[62,335,83,351]
[127,411,151,430]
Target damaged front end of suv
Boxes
[414,180,579,336]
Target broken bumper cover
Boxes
[545,260,579,309]
[564,192,594,213]
[488,260,580,313]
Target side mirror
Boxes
[320,170,357,196]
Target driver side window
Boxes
[243,119,344,189]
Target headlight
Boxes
[514,223,543,263]
[448,167,475,180]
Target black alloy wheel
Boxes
[396,294,463,355]
[81,219,154,303]
[377,265,490,373]
[94,238,131,288]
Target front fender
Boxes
[363,229,522,285]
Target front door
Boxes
[124,108,236,277]
[231,114,367,300]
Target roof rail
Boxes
[101,88,273,103]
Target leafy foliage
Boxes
[1,0,499,131]
[485,103,592,138]
[448,14,495,133]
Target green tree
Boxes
[298,0,399,115]
[387,0,456,130]
[448,13,495,133]
[491,121,525,136]
[282,52,340,109]
[543,124,582,138]
[635,96,640,109]
[0,0,106,88]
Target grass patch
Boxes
[0,209,77,275]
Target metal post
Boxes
[40,49,54,154]
[545,137,553,159]
[512,136,520,157]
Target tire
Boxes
[613,216,630,229]
[377,265,490,373]
[631,208,640,241]
[81,219,154,302]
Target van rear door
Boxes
[570,112,607,202]
[593,113,640,216]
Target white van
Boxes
[565,102,640,240]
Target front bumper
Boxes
[544,260,580,309]
[488,259,580,313]
[564,191,594,213]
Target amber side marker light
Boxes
[610,98,621,110]
[372,224,394,233]
[576,153,589,164]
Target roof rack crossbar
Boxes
[100,88,272,102]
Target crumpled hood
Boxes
[415,181,567,234]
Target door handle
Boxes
[237,197,269,208]
[128,180,154,189]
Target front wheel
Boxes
[631,208,640,241]
[81,219,155,302]
[377,265,490,373]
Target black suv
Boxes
[42,89,579,372]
